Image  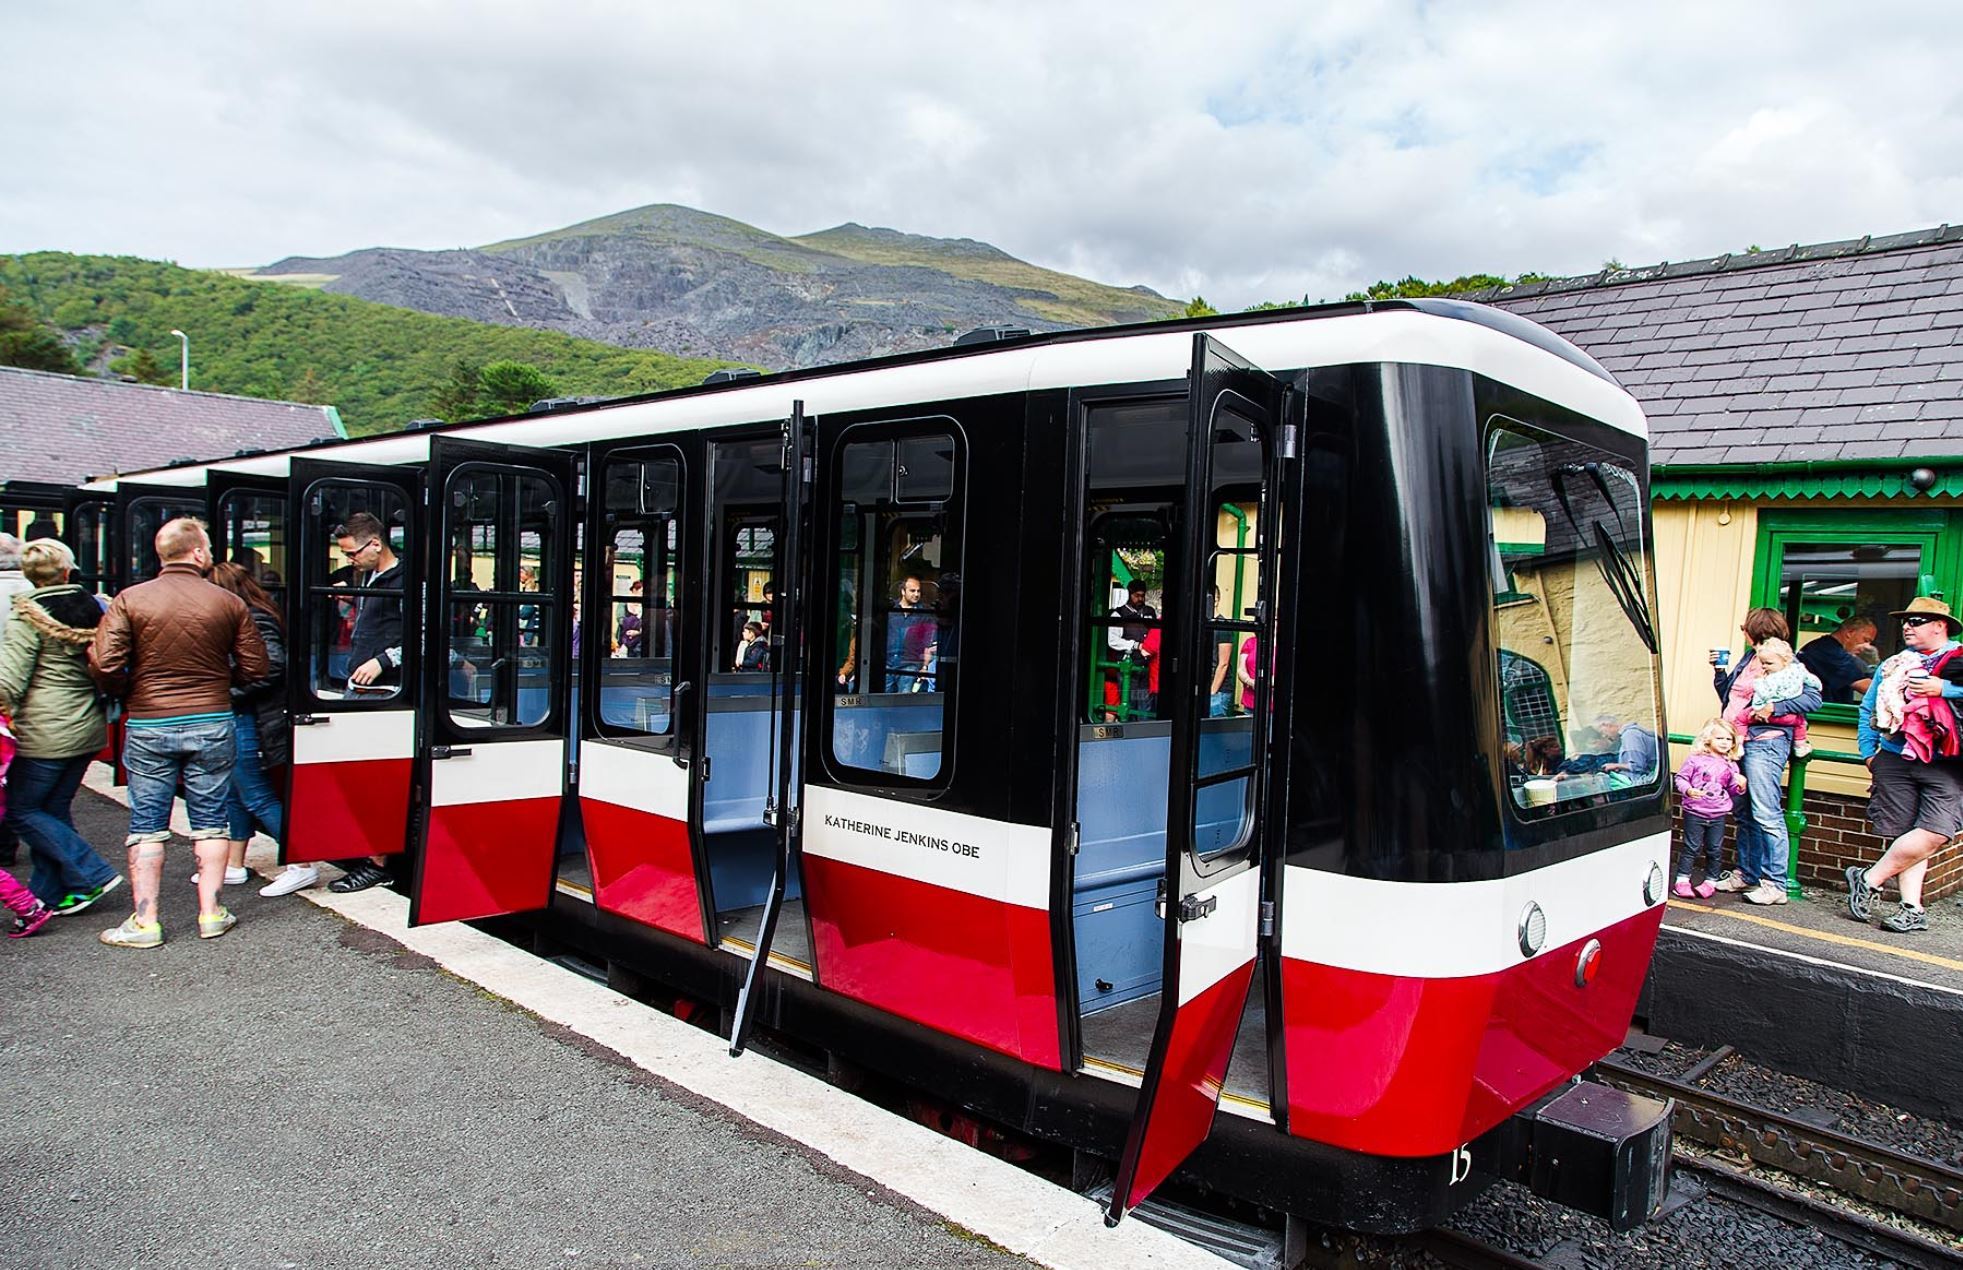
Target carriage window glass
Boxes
[598,451,682,737]
[305,483,409,703]
[72,503,112,595]
[1191,400,1267,860]
[1081,398,1182,725]
[829,426,963,782]
[125,496,203,586]
[1486,421,1662,817]
[446,467,559,730]
[217,491,286,609]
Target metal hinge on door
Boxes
[1177,893,1218,923]
[1259,900,1275,938]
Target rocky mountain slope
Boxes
[245,205,1180,370]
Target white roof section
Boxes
[83,309,1644,493]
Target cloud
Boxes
[3,1,1959,310]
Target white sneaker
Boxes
[191,867,251,886]
[258,865,320,897]
[1743,882,1790,906]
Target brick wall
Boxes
[1668,789,1963,901]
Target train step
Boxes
[1080,1180,1289,1269]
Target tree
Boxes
[111,347,173,385]
[429,357,483,422]
[477,360,559,416]
[288,366,328,403]
[1183,296,1219,318]
[0,285,82,374]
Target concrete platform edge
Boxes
[77,769,1226,1270]
[1644,924,1963,1122]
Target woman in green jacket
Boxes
[0,539,120,912]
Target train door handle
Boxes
[1177,893,1218,923]
[431,746,474,760]
[292,714,331,726]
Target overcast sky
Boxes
[6,2,1960,311]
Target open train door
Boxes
[1108,334,1287,1223]
[576,436,705,941]
[284,458,422,866]
[113,481,206,590]
[729,402,814,1055]
[63,490,117,599]
[408,435,577,926]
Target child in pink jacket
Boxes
[1673,717,1748,898]
[0,713,54,937]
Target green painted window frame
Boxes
[1750,507,1959,723]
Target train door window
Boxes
[215,490,287,611]
[1486,420,1661,814]
[597,450,682,737]
[1191,402,1269,861]
[724,519,777,675]
[126,495,203,584]
[303,485,410,702]
[827,424,963,782]
[444,466,561,730]
[1085,521,1168,724]
[71,503,112,595]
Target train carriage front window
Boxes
[597,450,682,737]
[827,425,963,784]
[1487,420,1662,816]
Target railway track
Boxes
[1593,1053,1963,1251]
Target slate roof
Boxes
[1467,225,1963,466]
[0,367,342,486]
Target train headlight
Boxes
[1517,902,1547,958]
[1643,862,1666,907]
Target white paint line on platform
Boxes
[78,769,1228,1269]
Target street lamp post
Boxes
[168,329,189,391]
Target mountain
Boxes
[0,253,733,436]
[242,204,1182,369]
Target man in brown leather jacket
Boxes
[90,517,269,948]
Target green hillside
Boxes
[0,252,738,436]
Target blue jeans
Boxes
[224,711,284,842]
[124,717,235,842]
[6,753,116,904]
[1740,731,1793,889]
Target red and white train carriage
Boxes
[70,298,1674,1235]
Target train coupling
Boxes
[1474,1079,1674,1233]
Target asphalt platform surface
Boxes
[0,790,1035,1270]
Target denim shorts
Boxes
[124,717,237,841]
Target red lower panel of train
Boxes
[286,758,411,862]
[418,796,561,924]
[1125,958,1257,1210]
[804,854,1061,1070]
[1281,906,1664,1157]
[579,798,704,943]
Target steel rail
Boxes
[1410,1227,1546,1270]
[1592,1055,1963,1234]
[1682,1157,1963,1270]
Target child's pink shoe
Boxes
[1693,880,1718,899]
[1671,879,1694,899]
[8,901,53,939]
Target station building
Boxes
[1478,225,1963,899]
[0,365,343,536]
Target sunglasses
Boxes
[1903,615,1946,627]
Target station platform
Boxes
[1644,881,1963,1121]
[0,783,1227,1270]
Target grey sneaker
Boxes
[1881,905,1928,934]
[1711,871,1750,893]
[1845,864,1874,922]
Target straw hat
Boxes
[1888,596,1962,633]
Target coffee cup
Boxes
[1522,779,1559,807]
[1710,648,1730,668]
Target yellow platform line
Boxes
[1667,899,1963,974]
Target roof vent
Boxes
[232,446,265,458]
[953,326,1031,347]
[165,455,198,468]
[701,369,763,386]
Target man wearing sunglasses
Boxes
[1849,596,1963,933]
